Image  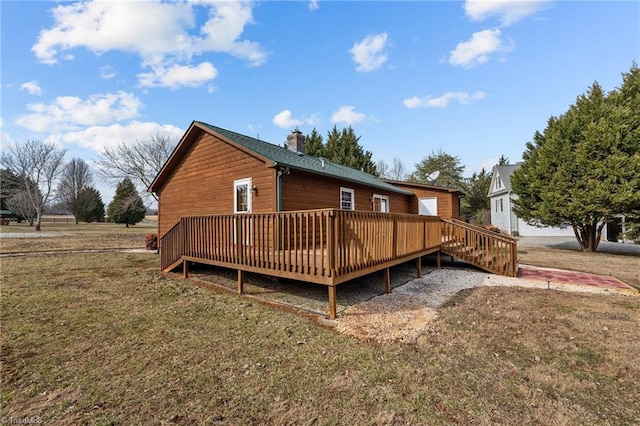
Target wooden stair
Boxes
[440,219,518,277]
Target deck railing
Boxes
[441,218,518,276]
[160,209,442,284]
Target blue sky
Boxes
[1,0,638,203]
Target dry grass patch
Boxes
[0,222,156,253]
[2,251,639,425]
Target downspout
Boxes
[276,168,282,212]
[276,166,290,212]
[508,191,514,236]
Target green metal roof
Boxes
[196,121,412,195]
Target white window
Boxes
[495,199,503,212]
[234,178,252,213]
[419,197,438,216]
[496,176,502,189]
[340,187,355,210]
[372,194,389,213]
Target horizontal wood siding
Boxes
[388,183,460,220]
[157,132,275,236]
[282,170,410,213]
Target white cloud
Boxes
[403,91,486,109]
[100,66,116,80]
[273,110,302,128]
[350,33,389,72]
[54,121,184,152]
[32,1,267,88]
[138,62,218,89]
[309,0,320,11]
[14,91,142,133]
[20,81,43,96]
[0,117,14,147]
[449,29,513,67]
[272,110,318,128]
[331,106,366,124]
[464,0,551,26]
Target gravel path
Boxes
[332,267,638,343]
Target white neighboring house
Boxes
[488,164,576,237]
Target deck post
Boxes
[237,269,244,294]
[384,268,390,294]
[416,256,422,278]
[328,285,337,320]
[183,260,189,278]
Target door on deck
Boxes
[234,178,252,245]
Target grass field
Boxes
[1,224,639,424]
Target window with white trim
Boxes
[495,199,503,212]
[496,176,502,189]
[340,187,355,210]
[372,194,389,213]
[234,178,252,213]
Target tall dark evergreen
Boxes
[0,169,20,211]
[512,64,640,251]
[107,177,146,227]
[78,187,105,223]
[304,128,325,157]
[302,126,378,176]
[462,168,492,216]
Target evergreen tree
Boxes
[78,187,105,223]
[411,148,465,189]
[304,128,325,157]
[107,177,146,227]
[497,154,510,165]
[512,66,640,251]
[0,169,20,211]
[462,167,492,216]
[301,126,378,176]
[324,126,342,162]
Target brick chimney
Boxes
[286,128,305,154]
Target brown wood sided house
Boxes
[383,180,463,221]
[149,121,517,318]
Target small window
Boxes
[372,194,389,213]
[496,176,502,189]
[495,199,503,212]
[340,187,355,210]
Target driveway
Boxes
[518,236,640,256]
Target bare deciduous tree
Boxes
[95,135,176,202]
[0,140,66,230]
[6,191,37,226]
[390,157,408,181]
[376,159,390,178]
[57,158,94,224]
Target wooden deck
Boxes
[160,209,442,318]
[159,209,517,319]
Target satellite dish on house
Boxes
[426,171,440,182]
